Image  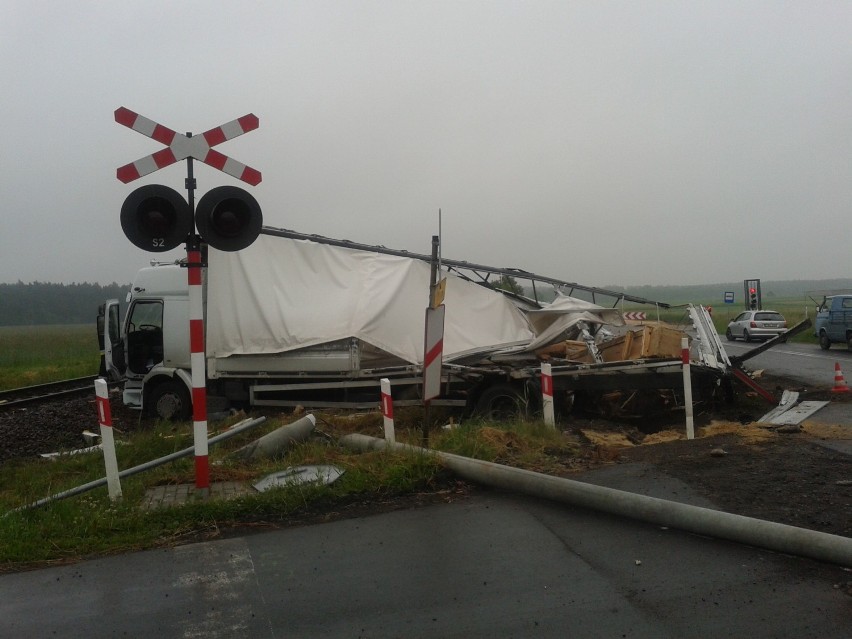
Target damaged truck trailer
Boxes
[98,228,730,422]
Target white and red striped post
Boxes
[94,378,122,501]
[380,378,396,444]
[188,247,210,496]
[681,337,695,440]
[541,363,556,428]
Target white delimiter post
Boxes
[94,378,122,501]
[188,248,210,496]
[380,378,396,444]
[541,363,556,428]
[681,337,695,440]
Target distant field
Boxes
[620,297,818,343]
[0,324,100,390]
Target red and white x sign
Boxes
[114,107,262,185]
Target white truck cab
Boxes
[100,264,193,419]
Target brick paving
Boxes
[141,481,253,510]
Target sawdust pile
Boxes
[800,421,852,440]
[581,420,776,450]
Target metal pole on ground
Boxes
[8,417,268,514]
[341,433,852,568]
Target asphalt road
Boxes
[2,468,850,638]
[722,340,851,388]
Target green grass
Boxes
[0,414,447,569]
[0,324,100,390]
[0,406,587,570]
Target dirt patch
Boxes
[577,425,852,538]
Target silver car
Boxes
[726,310,787,342]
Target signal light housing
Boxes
[195,186,263,252]
[120,184,192,252]
[744,278,761,311]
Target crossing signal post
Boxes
[743,279,762,310]
[115,108,263,497]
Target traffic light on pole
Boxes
[749,287,758,310]
[195,186,263,252]
[120,184,192,252]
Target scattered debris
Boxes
[758,390,799,422]
[758,391,830,426]
[230,415,316,461]
[253,465,345,492]
[776,424,802,434]
[40,444,103,460]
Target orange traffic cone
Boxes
[832,362,851,393]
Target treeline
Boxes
[0,282,129,326]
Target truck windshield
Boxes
[126,301,164,374]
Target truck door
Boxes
[98,299,125,381]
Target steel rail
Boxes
[0,375,99,410]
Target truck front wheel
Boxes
[148,379,192,421]
[475,384,531,421]
[819,332,831,351]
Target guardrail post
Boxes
[681,337,695,440]
[541,363,555,428]
[380,378,396,444]
[94,378,122,501]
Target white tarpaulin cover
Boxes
[522,293,625,352]
[206,234,534,365]
[525,294,624,334]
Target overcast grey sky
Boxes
[1,1,850,287]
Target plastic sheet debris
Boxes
[758,391,829,425]
[253,465,345,492]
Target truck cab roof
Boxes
[130,264,189,299]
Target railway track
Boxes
[0,375,100,411]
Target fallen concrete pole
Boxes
[230,414,316,461]
[6,416,269,514]
[341,433,852,568]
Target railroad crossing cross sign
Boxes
[114,107,262,185]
